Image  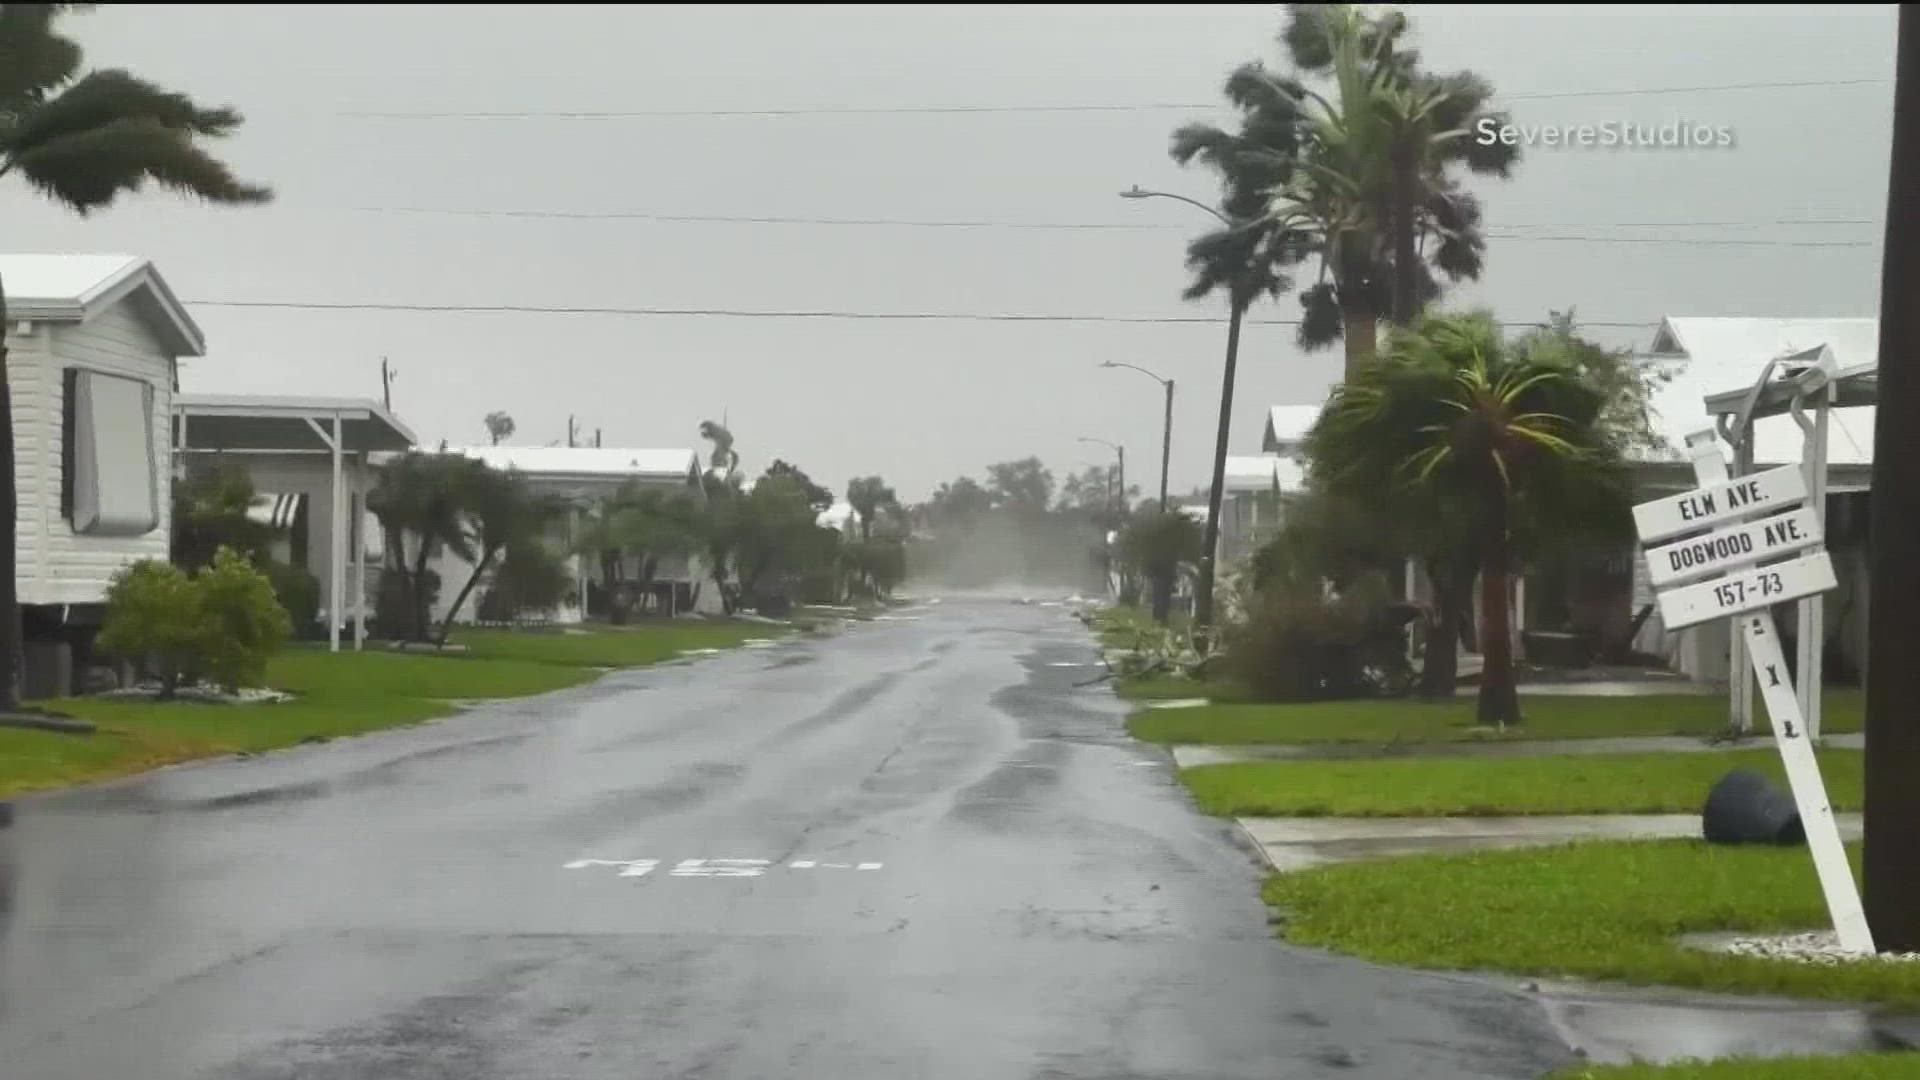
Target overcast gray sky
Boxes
[1,4,1897,501]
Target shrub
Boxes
[98,548,292,697]
[1222,576,1415,702]
[262,559,320,638]
[99,559,205,699]
[195,547,292,692]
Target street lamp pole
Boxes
[1120,185,1245,648]
[1099,361,1174,511]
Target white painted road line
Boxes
[566,858,885,878]
[857,862,883,870]
[790,860,817,869]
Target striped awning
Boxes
[246,493,305,530]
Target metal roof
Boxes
[1642,317,1877,469]
[1262,404,1322,456]
[448,446,703,482]
[175,394,418,453]
[0,253,205,356]
[1223,454,1305,493]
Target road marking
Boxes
[564,859,659,877]
[672,858,771,877]
[820,863,852,869]
[858,862,883,870]
[789,860,817,868]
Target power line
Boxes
[341,76,1889,120]
[181,297,1656,328]
[351,206,1879,245]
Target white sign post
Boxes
[1635,430,1872,955]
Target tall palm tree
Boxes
[1312,312,1621,726]
[0,5,270,707]
[1281,4,1518,343]
[1864,2,1920,955]
[1179,5,1515,380]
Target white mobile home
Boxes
[431,446,723,625]
[1,255,202,694]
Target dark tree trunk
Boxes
[409,532,434,642]
[1149,570,1173,625]
[1476,495,1521,728]
[1866,2,1920,955]
[1193,298,1245,649]
[1418,558,1465,699]
[1390,137,1420,327]
[0,274,18,711]
[1340,299,1378,383]
[436,547,497,644]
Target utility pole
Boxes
[1117,445,1126,517]
[1865,1,1920,954]
[1160,379,1173,512]
[380,357,394,411]
[595,428,603,448]
[568,415,577,448]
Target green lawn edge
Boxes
[1129,690,1863,746]
[1262,838,1920,1007]
[1,620,778,798]
[1178,749,1863,818]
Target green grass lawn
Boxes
[1,622,772,798]
[1550,1055,1920,1079]
[1180,748,1863,818]
[453,619,779,668]
[1130,689,1864,745]
[1263,838,1920,1007]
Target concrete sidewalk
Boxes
[1175,732,1864,767]
[1239,812,1866,872]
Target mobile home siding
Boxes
[9,304,174,605]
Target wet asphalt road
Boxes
[0,599,1571,1079]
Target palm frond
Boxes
[11,116,270,211]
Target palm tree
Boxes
[0,5,270,707]
[484,411,516,446]
[1119,509,1205,625]
[1865,3,1920,955]
[698,420,739,484]
[1311,311,1622,726]
[435,467,562,642]
[1279,5,1518,345]
[368,453,477,641]
[846,476,898,543]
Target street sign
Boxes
[1632,465,1808,543]
[1653,550,1836,631]
[1628,428,1871,955]
[1644,507,1825,590]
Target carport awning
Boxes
[173,394,415,453]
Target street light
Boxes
[1119,185,1233,227]
[1099,361,1174,512]
[1076,436,1125,517]
[1120,183,1250,649]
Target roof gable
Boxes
[0,253,204,356]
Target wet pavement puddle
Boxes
[564,857,883,879]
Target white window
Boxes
[63,368,159,536]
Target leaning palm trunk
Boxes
[436,549,497,644]
[1476,495,1522,727]
[0,276,18,709]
